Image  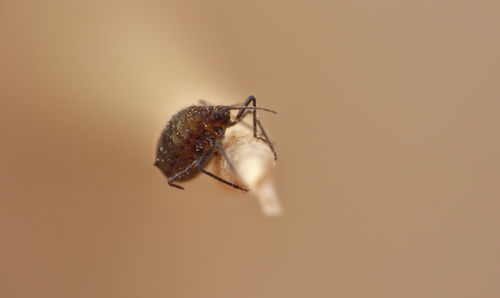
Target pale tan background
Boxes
[1,0,499,297]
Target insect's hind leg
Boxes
[235,95,278,160]
[168,180,184,190]
[167,160,198,190]
[197,140,248,191]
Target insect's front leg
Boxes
[235,96,277,160]
[235,95,257,137]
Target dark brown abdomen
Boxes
[155,106,213,179]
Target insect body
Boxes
[154,96,276,191]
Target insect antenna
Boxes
[225,106,277,114]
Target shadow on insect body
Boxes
[154,95,277,191]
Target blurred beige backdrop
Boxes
[1,1,499,297]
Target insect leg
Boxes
[235,95,278,160]
[216,138,237,173]
[198,140,248,191]
[256,119,277,160]
[167,159,198,190]
[198,99,210,105]
[235,95,257,137]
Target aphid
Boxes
[154,95,277,191]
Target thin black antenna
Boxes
[225,106,277,114]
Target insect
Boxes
[154,95,277,191]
